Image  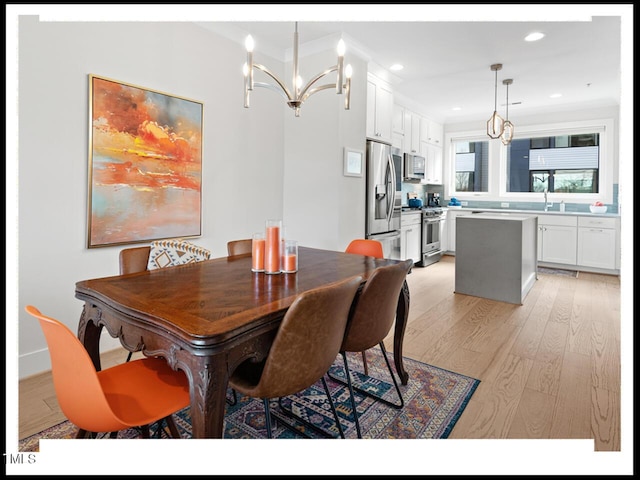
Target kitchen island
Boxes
[455,213,537,304]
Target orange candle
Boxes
[283,254,297,272]
[265,223,281,274]
[251,236,265,272]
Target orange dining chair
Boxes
[328,259,413,438]
[25,305,190,439]
[344,238,385,374]
[345,239,385,260]
[228,275,363,438]
[227,239,253,257]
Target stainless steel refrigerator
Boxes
[365,140,402,260]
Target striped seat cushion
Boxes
[147,239,211,270]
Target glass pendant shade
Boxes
[501,120,514,145]
[486,63,504,139]
[500,78,514,145]
[487,111,504,138]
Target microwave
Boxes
[404,153,425,182]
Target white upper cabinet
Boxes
[366,74,393,144]
[409,112,421,154]
[392,103,405,134]
[424,143,443,184]
[391,104,405,150]
[424,119,443,146]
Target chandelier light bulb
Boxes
[337,39,345,57]
[245,35,254,52]
[345,64,353,78]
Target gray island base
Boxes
[455,213,538,305]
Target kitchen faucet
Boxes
[543,188,553,212]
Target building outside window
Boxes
[454,140,489,192]
[508,133,600,194]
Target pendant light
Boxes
[486,63,504,139]
[501,78,515,145]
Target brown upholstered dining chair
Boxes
[119,246,152,275]
[227,238,253,257]
[329,259,413,438]
[228,275,363,439]
[344,238,385,375]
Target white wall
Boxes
[282,49,368,251]
[16,17,366,378]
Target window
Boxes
[446,118,612,205]
[453,140,489,193]
[507,134,600,193]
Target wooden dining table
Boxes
[75,246,410,438]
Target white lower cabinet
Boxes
[447,210,472,253]
[446,209,619,273]
[439,210,448,253]
[577,216,617,269]
[537,215,577,265]
[401,212,422,265]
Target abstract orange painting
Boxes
[87,75,203,247]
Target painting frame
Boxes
[87,74,203,248]
[343,148,363,177]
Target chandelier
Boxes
[243,22,352,117]
[486,63,504,139]
[501,78,515,145]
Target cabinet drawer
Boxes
[537,214,577,227]
[402,212,422,226]
[578,216,617,229]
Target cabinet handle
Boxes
[589,228,604,232]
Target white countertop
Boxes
[442,207,619,218]
[459,212,534,221]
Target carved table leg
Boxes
[184,356,230,439]
[393,279,410,385]
[77,304,104,371]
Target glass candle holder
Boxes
[282,239,298,273]
[251,232,265,272]
[264,219,282,274]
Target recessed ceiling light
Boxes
[550,93,562,98]
[525,32,545,42]
[390,64,404,71]
[452,107,461,111]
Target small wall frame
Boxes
[343,148,363,177]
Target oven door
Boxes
[422,216,443,266]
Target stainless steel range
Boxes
[422,207,444,266]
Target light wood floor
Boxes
[18,255,621,450]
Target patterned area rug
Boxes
[19,349,479,449]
